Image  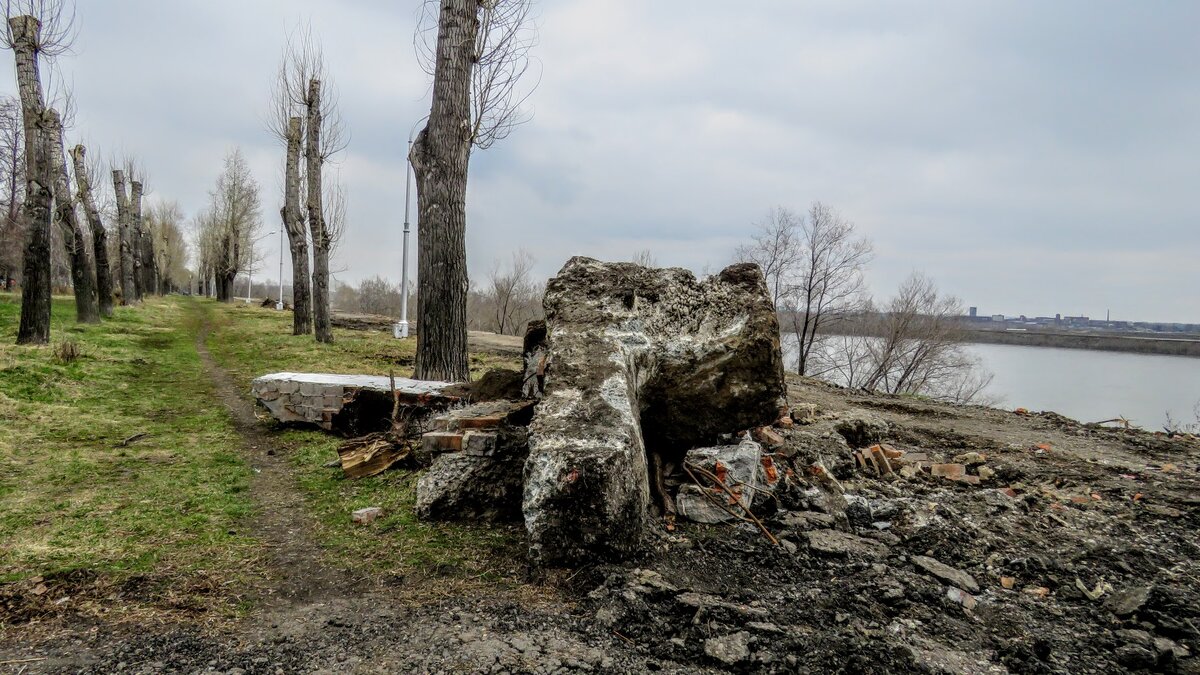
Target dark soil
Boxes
[3,359,1199,672]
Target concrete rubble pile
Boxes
[252,257,794,565]
[521,257,786,565]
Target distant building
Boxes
[969,306,977,318]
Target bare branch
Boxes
[415,0,539,150]
[1,0,76,57]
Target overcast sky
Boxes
[11,0,1199,322]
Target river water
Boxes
[965,343,1200,430]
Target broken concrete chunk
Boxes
[416,452,526,522]
[775,510,838,531]
[1106,584,1153,617]
[945,586,978,610]
[911,555,980,593]
[676,440,765,523]
[416,407,530,523]
[351,507,383,524]
[430,399,536,432]
[833,411,889,447]
[704,631,751,665]
[252,372,458,434]
[805,529,889,558]
[524,258,785,565]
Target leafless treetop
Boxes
[268,22,348,159]
[415,0,539,149]
[1,0,75,57]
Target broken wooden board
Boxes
[251,372,460,435]
[337,433,412,478]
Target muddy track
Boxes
[192,313,358,609]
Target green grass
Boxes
[0,294,258,604]
[201,302,526,583]
[0,295,526,624]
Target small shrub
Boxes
[54,340,81,364]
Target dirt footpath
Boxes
[3,368,1199,673]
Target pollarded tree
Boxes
[410,0,537,380]
[267,26,347,336]
[3,2,74,343]
[45,107,96,322]
[69,143,113,316]
[132,176,155,296]
[0,95,23,288]
[111,166,135,304]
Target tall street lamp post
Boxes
[276,226,285,310]
[395,116,427,339]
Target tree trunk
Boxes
[410,0,477,381]
[11,15,52,344]
[132,180,154,297]
[111,169,135,304]
[69,145,113,317]
[217,272,234,302]
[305,79,331,343]
[46,110,98,323]
[282,116,311,335]
[129,179,144,301]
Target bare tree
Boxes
[411,0,538,380]
[268,26,343,336]
[270,26,347,342]
[129,176,145,299]
[735,206,803,308]
[630,249,657,267]
[803,275,994,405]
[4,13,55,341]
[861,273,992,403]
[484,248,535,335]
[145,200,187,293]
[110,166,136,304]
[0,95,22,289]
[3,5,70,343]
[45,106,95,321]
[69,143,112,316]
[789,202,872,376]
[131,173,156,296]
[199,148,260,301]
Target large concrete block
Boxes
[251,372,459,435]
[524,257,786,565]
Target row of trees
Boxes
[737,202,992,404]
[2,2,185,344]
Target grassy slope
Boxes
[0,294,258,600]
[0,295,526,625]
[201,301,526,583]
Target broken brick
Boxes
[422,431,464,454]
[753,426,785,448]
[930,463,966,480]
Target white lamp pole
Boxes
[395,117,427,339]
[276,226,285,310]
